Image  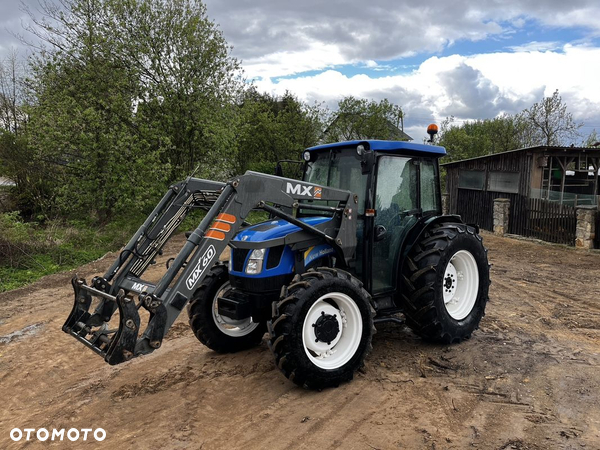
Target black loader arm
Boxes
[63,171,358,365]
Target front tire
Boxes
[401,223,490,343]
[268,268,374,389]
[187,264,266,353]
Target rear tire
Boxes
[268,268,374,389]
[401,223,490,343]
[187,264,266,353]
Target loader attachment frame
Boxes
[63,171,357,364]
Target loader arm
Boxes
[63,171,358,365]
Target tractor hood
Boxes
[233,216,330,243]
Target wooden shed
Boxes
[442,146,600,243]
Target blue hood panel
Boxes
[233,216,331,243]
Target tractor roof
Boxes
[307,140,446,157]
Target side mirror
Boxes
[361,151,374,175]
[275,163,283,177]
[374,224,387,241]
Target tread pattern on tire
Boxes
[401,223,490,344]
[187,263,266,353]
[268,268,374,389]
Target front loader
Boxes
[64,138,490,389]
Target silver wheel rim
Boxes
[211,282,260,337]
[442,250,479,320]
[302,292,363,370]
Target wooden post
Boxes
[556,156,575,208]
[591,157,599,204]
[547,156,553,200]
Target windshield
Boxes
[304,149,367,214]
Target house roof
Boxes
[0,176,15,187]
[441,145,600,167]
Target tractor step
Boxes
[217,292,251,320]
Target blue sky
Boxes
[2,0,600,143]
[201,0,600,143]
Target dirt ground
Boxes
[1,232,600,450]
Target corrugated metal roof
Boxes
[441,145,600,167]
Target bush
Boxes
[0,213,140,292]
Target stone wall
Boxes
[575,206,597,250]
[493,198,510,236]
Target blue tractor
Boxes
[64,137,490,389]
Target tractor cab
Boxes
[302,140,446,296]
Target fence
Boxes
[455,189,519,232]
[454,189,578,246]
[511,197,577,245]
[596,212,600,249]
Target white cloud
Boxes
[204,0,600,77]
[255,44,600,141]
[245,43,348,79]
[508,41,562,52]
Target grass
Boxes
[0,208,272,293]
[0,214,141,293]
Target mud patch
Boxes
[0,322,44,344]
[112,366,199,400]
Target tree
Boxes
[21,0,243,220]
[521,90,582,146]
[438,115,530,162]
[0,50,46,216]
[23,0,166,221]
[438,91,585,163]
[581,129,599,147]
[322,96,405,143]
[235,89,325,174]
[107,0,244,179]
[0,50,27,136]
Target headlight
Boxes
[245,248,265,275]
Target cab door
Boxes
[371,155,420,293]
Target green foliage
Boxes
[0,212,140,292]
[235,89,325,174]
[108,0,243,180]
[26,56,168,221]
[20,0,244,221]
[0,211,32,243]
[323,96,405,143]
[438,114,530,162]
[438,90,584,162]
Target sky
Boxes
[2,0,600,142]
